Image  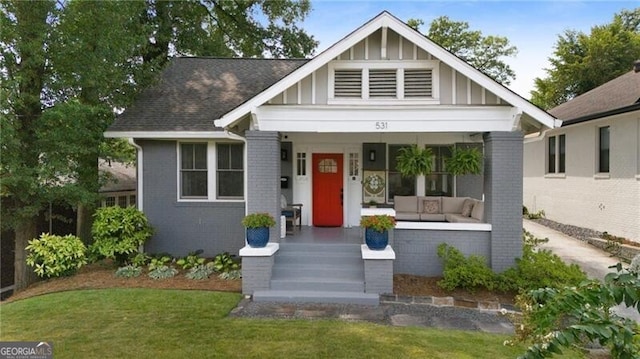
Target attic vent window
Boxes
[369,69,397,98]
[404,69,432,97]
[334,69,362,98]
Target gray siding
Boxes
[484,131,524,271]
[394,229,491,276]
[139,140,245,257]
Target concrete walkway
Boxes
[523,219,640,322]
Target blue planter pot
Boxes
[365,228,388,250]
[246,227,270,248]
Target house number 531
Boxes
[375,121,388,130]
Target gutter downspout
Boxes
[224,130,248,216]
[128,138,143,212]
[128,138,144,253]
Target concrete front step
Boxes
[252,290,379,305]
[270,278,365,292]
[275,253,361,265]
[272,264,364,279]
[277,243,362,254]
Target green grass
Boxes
[0,289,585,358]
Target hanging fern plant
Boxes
[445,146,482,176]
[396,145,433,177]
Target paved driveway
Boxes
[523,219,639,322]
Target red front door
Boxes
[312,153,343,227]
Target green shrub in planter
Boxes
[26,233,87,278]
[241,213,276,228]
[90,206,153,264]
[395,145,434,177]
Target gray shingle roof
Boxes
[108,57,309,132]
[550,70,640,125]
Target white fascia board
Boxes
[255,105,514,133]
[215,14,395,128]
[104,131,236,139]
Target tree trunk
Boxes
[14,219,38,291]
[76,202,95,244]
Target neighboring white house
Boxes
[524,66,640,243]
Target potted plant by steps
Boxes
[242,213,276,248]
[360,215,395,250]
[445,146,483,176]
[396,144,434,177]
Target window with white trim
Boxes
[547,134,566,174]
[296,152,307,176]
[179,142,244,200]
[426,145,452,196]
[180,143,208,198]
[216,143,244,198]
[348,153,359,177]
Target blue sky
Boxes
[300,1,638,98]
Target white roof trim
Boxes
[104,131,237,139]
[214,11,556,130]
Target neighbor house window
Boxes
[179,142,244,200]
[388,145,416,201]
[547,134,566,174]
[217,143,244,198]
[426,145,452,197]
[598,126,610,173]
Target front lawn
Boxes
[0,289,584,358]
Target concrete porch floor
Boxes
[280,226,364,245]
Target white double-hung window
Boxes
[178,142,244,200]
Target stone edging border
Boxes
[380,294,519,313]
[587,237,640,263]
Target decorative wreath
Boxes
[363,173,385,195]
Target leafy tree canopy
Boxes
[0,0,316,289]
[531,8,640,109]
[408,16,518,85]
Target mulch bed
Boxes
[3,261,516,305]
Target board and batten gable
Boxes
[523,111,640,242]
[266,27,502,107]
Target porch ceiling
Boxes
[253,105,517,133]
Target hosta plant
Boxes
[212,252,240,273]
[115,265,142,278]
[26,233,87,278]
[219,269,242,280]
[148,265,178,280]
[186,264,216,280]
[176,250,205,270]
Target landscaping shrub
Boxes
[186,263,216,280]
[219,269,242,280]
[90,206,153,264]
[436,243,496,292]
[212,252,240,273]
[115,265,142,278]
[147,255,177,279]
[498,242,586,293]
[176,250,205,270]
[512,263,640,358]
[26,233,87,278]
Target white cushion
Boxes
[471,202,484,221]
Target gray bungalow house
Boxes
[106,11,558,304]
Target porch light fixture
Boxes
[369,150,376,161]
